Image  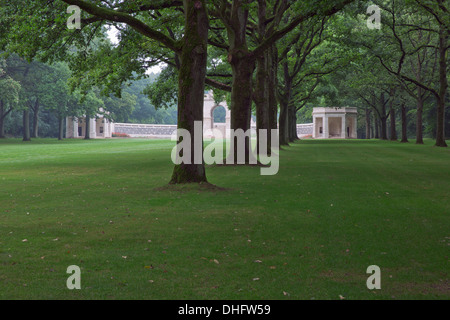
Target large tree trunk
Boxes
[229,55,255,163]
[365,107,371,139]
[23,109,31,141]
[169,0,208,184]
[227,1,255,163]
[401,103,408,143]
[416,86,424,144]
[435,24,448,147]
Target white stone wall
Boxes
[297,123,314,138]
[113,123,178,138]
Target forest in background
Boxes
[0,1,448,145]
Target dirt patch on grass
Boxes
[319,270,367,284]
[319,269,449,298]
[208,164,270,168]
[154,182,231,193]
[389,280,450,297]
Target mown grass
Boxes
[0,137,449,300]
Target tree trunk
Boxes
[227,2,255,163]
[268,45,278,133]
[0,101,12,139]
[254,0,270,156]
[279,100,290,145]
[169,0,208,184]
[254,54,269,156]
[229,55,255,163]
[380,93,388,140]
[279,61,291,146]
[435,24,448,147]
[374,114,379,139]
[0,101,5,138]
[288,104,299,142]
[23,109,31,141]
[32,99,40,138]
[365,107,371,139]
[380,118,387,140]
[389,103,397,141]
[85,114,91,139]
[388,89,397,141]
[401,103,408,143]
[0,117,4,139]
[416,87,424,144]
[58,116,64,140]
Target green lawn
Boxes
[0,138,449,300]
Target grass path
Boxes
[0,138,449,299]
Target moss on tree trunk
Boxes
[169,0,209,184]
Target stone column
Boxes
[323,115,329,139]
[74,118,79,138]
[352,116,357,138]
[67,117,79,138]
[65,117,72,138]
[341,115,346,139]
[312,116,317,139]
[90,117,97,139]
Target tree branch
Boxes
[61,0,181,53]
[205,77,232,92]
[251,0,354,58]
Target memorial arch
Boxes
[203,90,231,138]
